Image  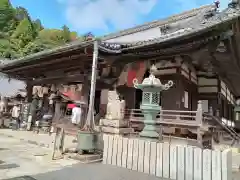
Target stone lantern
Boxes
[133,66,173,139]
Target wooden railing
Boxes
[124,108,201,130]
[203,113,240,143]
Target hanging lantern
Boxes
[50,84,56,92]
[49,93,56,105]
[70,85,76,92]
[37,86,44,98]
[63,85,69,92]
[32,86,38,95]
[43,86,49,94]
[76,84,82,91]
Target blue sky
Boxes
[10,0,229,36]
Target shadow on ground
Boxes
[0,163,19,170]
[2,176,36,180]
[2,163,164,180]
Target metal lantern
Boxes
[133,67,173,138]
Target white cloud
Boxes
[57,0,157,33]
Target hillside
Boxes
[0,0,81,59]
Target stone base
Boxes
[101,126,133,134]
[139,130,159,138]
[100,118,128,128]
[67,153,102,163]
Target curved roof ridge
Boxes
[101,4,215,40]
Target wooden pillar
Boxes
[41,86,49,111]
[48,92,55,116]
[79,78,90,128]
[26,82,33,130]
[53,96,62,123]
[196,100,203,147]
[48,85,57,116]
[27,94,38,131]
[26,82,33,103]
[81,79,90,105]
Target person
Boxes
[11,104,20,129]
[71,103,82,126]
[0,97,5,128]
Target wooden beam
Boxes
[16,61,110,78]
[30,73,118,87]
[3,53,88,73]
[30,74,85,85]
[96,82,112,90]
[9,56,110,77]
[18,60,89,76]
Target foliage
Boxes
[0,0,16,33]
[0,1,80,59]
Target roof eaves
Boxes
[1,40,94,69]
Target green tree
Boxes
[62,25,71,43]
[33,19,43,32]
[0,2,81,59]
[0,0,16,33]
[22,39,51,55]
[70,31,78,41]
[11,18,36,48]
[15,6,30,21]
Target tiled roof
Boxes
[1,1,240,69]
[100,4,216,40]
[100,2,240,50]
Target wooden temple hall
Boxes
[1,1,240,146]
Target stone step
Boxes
[101,126,134,134]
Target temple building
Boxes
[1,1,240,146]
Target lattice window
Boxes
[151,92,160,105]
[143,92,151,104]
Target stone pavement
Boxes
[0,135,79,179]
[2,128,240,169]
[0,129,76,150]
[233,171,240,180]
[0,132,168,180]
